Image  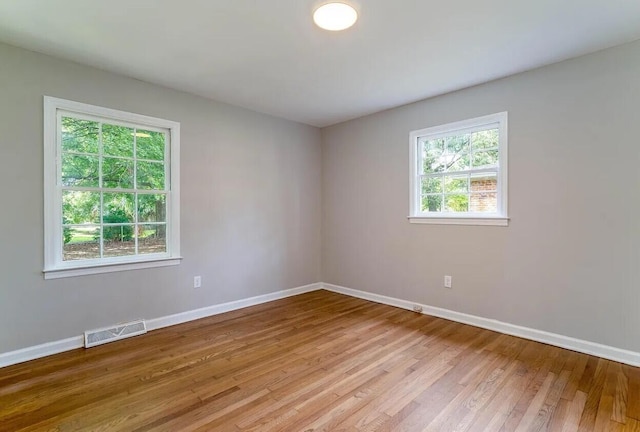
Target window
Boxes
[44,97,181,279]
[409,112,508,226]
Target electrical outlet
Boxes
[193,276,202,288]
[444,275,452,288]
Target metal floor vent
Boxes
[84,319,147,348]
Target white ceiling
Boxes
[0,1,639,127]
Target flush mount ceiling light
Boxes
[313,2,358,31]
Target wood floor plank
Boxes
[561,391,588,432]
[1,290,639,431]
[627,365,640,421]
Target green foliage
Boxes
[136,131,165,161]
[420,127,499,214]
[471,129,498,150]
[61,117,165,191]
[62,118,99,153]
[422,134,470,174]
[422,195,442,212]
[101,209,133,241]
[62,218,72,244]
[61,117,167,247]
[102,124,134,157]
[102,157,134,189]
[61,154,100,187]
[446,194,469,212]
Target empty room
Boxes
[1,1,639,431]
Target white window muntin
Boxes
[44,96,181,278]
[409,112,508,225]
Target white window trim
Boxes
[408,112,509,226]
[43,96,181,279]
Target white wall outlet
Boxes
[193,276,202,288]
[444,275,452,288]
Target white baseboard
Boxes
[146,283,321,331]
[0,336,85,369]
[3,281,638,369]
[321,283,640,367]
[0,283,322,368]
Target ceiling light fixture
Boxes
[313,2,358,31]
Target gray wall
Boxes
[0,43,322,352]
[322,40,640,352]
[2,38,639,356]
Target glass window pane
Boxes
[445,194,469,212]
[63,226,100,261]
[137,161,165,190]
[422,138,446,174]
[444,134,470,154]
[139,224,167,255]
[102,193,134,224]
[102,124,134,157]
[444,175,468,193]
[470,173,497,193]
[423,157,446,174]
[138,194,166,222]
[445,153,470,172]
[103,223,134,243]
[103,226,136,257]
[136,130,165,161]
[472,149,499,168]
[422,138,444,154]
[470,192,497,213]
[63,191,100,224]
[61,117,99,154]
[471,129,499,150]
[61,154,99,187]
[102,157,134,189]
[421,194,442,212]
[421,177,442,194]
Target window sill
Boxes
[408,216,509,226]
[43,257,182,279]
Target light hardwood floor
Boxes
[1,290,639,431]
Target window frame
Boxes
[43,96,181,279]
[408,112,509,226]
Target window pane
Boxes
[63,226,100,261]
[63,191,100,224]
[103,226,135,257]
[444,175,468,193]
[421,177,442,194]
[136,130,165,161]
[102,124,134,157]
[470,173,497,193]
[472,149,499,168]
[138,194,166,222]
[422,138,446,174]
[102,193,134,224]
[62,117,99,154]
[423,157,446,174]
[470,192,497,213]
[421,194,442,212]
[471,129,498,150]
[445,194,469,212]
[422,138,444,155]
[137,161,165,190]
[139,224,167,255]
[102,157,134,189]
[61,154,99,187]
[444,134,470,154]
[445,153,470,172]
